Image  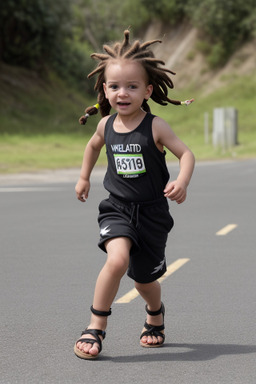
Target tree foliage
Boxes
[140,0,186,23]
[0,0,93,91]
[72,0,149,50]
[0,0,256,86]
[186,0,256,66]
[0,0,72,67]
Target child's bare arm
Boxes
[163,148,195,204]
[153,117,195,204]
[75,117,107,202]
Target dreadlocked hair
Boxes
[79,29,183,125]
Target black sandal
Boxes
[140,302,165,348]
[74,306,111,359]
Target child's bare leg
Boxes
[76,237,131,357]
[135,280,164,346]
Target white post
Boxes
[213,108,238,149]
[204,112,209,144]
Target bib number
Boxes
[114,154,146,177]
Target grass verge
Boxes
[0,65,255,174]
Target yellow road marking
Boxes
[115,258,190,304]
[115,287,139,304]
[216,224,238,236]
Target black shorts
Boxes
[97,194,174,283]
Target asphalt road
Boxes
[0,160,256,384]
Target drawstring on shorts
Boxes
[129,203,140,228]
[109,194,166,230]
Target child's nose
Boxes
[119,87,128,96]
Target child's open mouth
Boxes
[117,102,130,106]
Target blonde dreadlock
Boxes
[79,29,193,125]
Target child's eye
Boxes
[110,84,118,90]
[129,85,137,89]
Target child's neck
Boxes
[114,110,146,133]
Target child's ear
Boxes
[103,83,108,99]
[146,84,153,99]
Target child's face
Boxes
[103,60,153,116]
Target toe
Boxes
[88,344,100,356]
[140,330,165,346]
[76,340,100,357]
[140,335,149,344]
[81,342,92,354]
[78,340,99,355]
[146,335,154,345]
[141,335,154,345]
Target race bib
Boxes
[114,154,146,178]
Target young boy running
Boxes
[74,29,195,359]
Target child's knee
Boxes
[106,254,129,277]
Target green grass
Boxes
[0,64,256,174]
[153,72,256,162]
[0,133,107,174]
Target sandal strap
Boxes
[144,321,165,332]
[81,328,106,339]
[140,330,165,342]
[145,302,165,317]
[90,305,112,317]
[140,322,165,341]
[77,329,106,353]
[140,303,165,345]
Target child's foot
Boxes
[140,303,165,347]
[74,328,105,359]
[74,306,111,359]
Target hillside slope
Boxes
[0,22,255,135]
[1,22,255,112]
[0,23,256,173]
[144,21,256,94]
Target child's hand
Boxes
[164,180,187,204]
[75,178,90,202]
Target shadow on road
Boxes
[103,343,256,363]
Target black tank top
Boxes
[103,113,170,202]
